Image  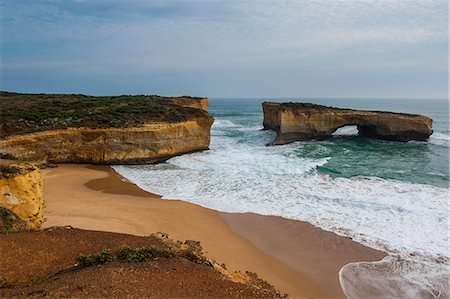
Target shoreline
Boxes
[42,164,386,298]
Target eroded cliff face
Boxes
[0,161,44,231]
[263,102,433,145]
[164,97,209,111]
[0,117,214,164]
[0,93,214,164]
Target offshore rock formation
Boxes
[0,161,44,231]
[0,92,214,164]
[263,102,433,145]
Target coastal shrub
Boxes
[116,246,133,261]
[0,153,17,160]
[77,249,112,267]
[117,245,175,263]
[76,246,176,267]
[123,247,150,263]
[184,251,200,263]
[0,278,12,289]
[0,166,21,176]
[97,249,113,263]
[0,207,29,234]
[0,92,207,137]
[77,254,95,268]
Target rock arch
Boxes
[262,102,433,145]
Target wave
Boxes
[114,115,449,265]
[114,148,449,261]
[212,119,240,128]
[339,256,450,299]
[332,125,358,136]
[429,132,450,146]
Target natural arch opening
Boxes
[332,125,358,137]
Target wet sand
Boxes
[42,164,386,298]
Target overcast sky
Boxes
[0,0,448,99]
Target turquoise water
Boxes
[115,98,449,261]
[210,98,449,188]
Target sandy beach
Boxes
[42,164,386,298]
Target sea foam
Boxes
[429,132,450,147]
[339,256,450,299]
[114,119,449,262]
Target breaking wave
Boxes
[115,99,449,297]
[429,132,450,147]
[339,256,450,299]
[114,121,449,261]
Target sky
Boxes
[0,0,448,99]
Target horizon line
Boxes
[1,90,448,101]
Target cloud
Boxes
[0,0,447,98]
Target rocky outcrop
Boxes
[0,161,44,231]
[263,102,433,145]
[0,206,29,234]
[0,118,213,164]
[0,228,286,298]
[0,92,214,164]
[163,97,209,111]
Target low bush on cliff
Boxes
[0,92,208,137]
[0,165,21,177]
[77,246,176,267]
[0,207,29,234]
[0,153,17,160]
[117,245,175,263]
[77,249,113,267]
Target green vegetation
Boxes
[0,207,28,234]
[77,249,113,267]
[0,91,207,137]
[97,249,113,263]
[184,250,201,263]
[117,245,175,263]
[0,279,12,289]
[0,165,21,176]
[280,102,340,110]
[0,153,17,160]
[77,246,176,268]
[76,254,95,268]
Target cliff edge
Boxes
[263,102,432,145]
[0,228,286,298]
[0,160,43,232]
[0,92,214,164]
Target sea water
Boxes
[114,98,449,270]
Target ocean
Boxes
[114,98,449,264]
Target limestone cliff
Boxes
[0,118,213,164]
[0,161,44,231]
[163,97,209,111]
[263,102,433,145]
[0,92,214,164]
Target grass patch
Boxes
[0,165,21,176]
[0,207,29,234]
[77,246,175,267]
[0,153,17,160]
[77,249,112,268]
[117,246,175,263]
[0,91,208,137]
[184,250,201,263]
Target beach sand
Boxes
[42,164,385,298]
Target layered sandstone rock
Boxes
[263,102,433,145]
[0,118,213,164]
[163,97,209,111]
[0,161,44,231]
[0,92,214,164]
